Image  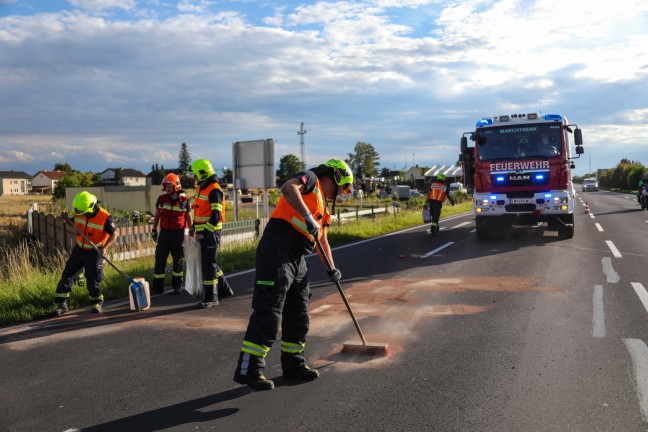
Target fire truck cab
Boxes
[459,113,584,240]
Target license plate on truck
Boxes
[510,198,532,204]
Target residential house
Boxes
[424,164,463,185]
[31,170,66,194]
[99,168,147,187]
[145,168,183,187]
[0,171,31,196]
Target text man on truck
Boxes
[459,113,584,240]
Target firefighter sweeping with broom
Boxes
[233,159,353,391]
[51,191,118,315]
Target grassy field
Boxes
[0,194,472,326]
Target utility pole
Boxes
[298,122,307,165]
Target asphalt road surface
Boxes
[3,190,648,431]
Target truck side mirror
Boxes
[576,146,584,155]
[574,128,583,146]
[460,137,467,153]
[458,153,465,162]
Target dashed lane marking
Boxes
[592,285,605,338]
[623,338,648,422]
[631,283,648,315]
[420,242,454,259]
[606,240,622,258]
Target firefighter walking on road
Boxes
[190,159,233,308]
[151,173,192,295]
[51,191,118,315]
[428,173,455,236]
[233,159,353,391]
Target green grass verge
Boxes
[0,202,472,327]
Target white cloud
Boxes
[69,0,136,12]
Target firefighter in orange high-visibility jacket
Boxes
[151,173,193,295]
[428,173,455,236]
[233,159,353,391]
[190,159,233,308]
[51,191,118,316]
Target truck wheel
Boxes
[558,214,574,239]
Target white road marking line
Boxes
[592,285,605,338]
[602,257,620,283]
[623,338,648,422]
[631,283,648,315]
[310,304,333,314]
[595,223,603,232]
[452,221,472,229]
[589,213,596,219]
[606,240,622,258]
[421,242,454,259]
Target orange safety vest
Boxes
[74,208,111,250]
[271,178,330,241]
[193,182,224,232]
[428,182,448,202]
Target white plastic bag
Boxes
[183,237,203,299]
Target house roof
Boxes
[34,170,67,180]
[100,168,146,177]
[0,170,31,179]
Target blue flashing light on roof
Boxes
[476,118,493,127]
[544,114,563,121]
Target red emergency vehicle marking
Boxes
[490,160,550,171]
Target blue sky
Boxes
[1,0,647,178]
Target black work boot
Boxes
[233,372,275,391]
[283,365,319,381]
[50,303,68,317]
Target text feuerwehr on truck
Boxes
[459,113,584,240]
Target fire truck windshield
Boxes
[476,124,562,161]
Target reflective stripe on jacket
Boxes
[193,182,224,232]
[270,178,330,241]
[157,193,190,230]
[428,182,448,202]
[74,208,110,250]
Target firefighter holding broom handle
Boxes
[51,191,118,316]
[233,159,353,391]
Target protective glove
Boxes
[304,212,320,236]
[328,268,342,283]
[151,229,158,242]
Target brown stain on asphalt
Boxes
[5,276,564,363]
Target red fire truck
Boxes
[459,113,584,240]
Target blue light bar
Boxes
[496,176,505,182]
[476,118,493,127]
[544,114,563,121]
[535,174,545,180]
[490,195,497,200]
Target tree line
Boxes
[51,140,404,198]
[573,158,647,191]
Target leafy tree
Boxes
[54,162,72,172]
[276,154,305,187]
[150,163,166,185]
[115,168,125,186]
[222,168,233,184]
[347,142,380,179]
[53,171,96,199]
[178,142,191,178]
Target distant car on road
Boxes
[582,178,599,192]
